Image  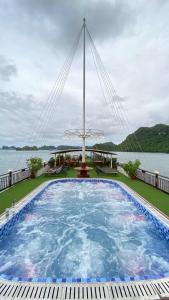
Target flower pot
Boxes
[130,175,136,180]
[30,172,36,179]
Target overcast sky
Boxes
[0,0,169,147]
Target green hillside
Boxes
[118,124,169,153]
[93,142,117,151]
[93,124,169,153]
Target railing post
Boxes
[142,169,146,181]
[8,170,12,187]
[154,171,159,188]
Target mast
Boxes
[82,17,86,164]
[64,18,104,172]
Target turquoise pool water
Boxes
[0,180,169,281]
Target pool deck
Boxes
[0,175,169,299]
[0,168,169,217]
[0,276,169,299]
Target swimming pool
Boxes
[0,179,169,283]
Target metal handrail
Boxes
[136,168,169,194]
[0,168,30,191]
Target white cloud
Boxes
[0,0,169,146]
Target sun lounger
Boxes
[46,165,67,176]
[96,166,118,175]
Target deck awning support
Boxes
[54,153,57,167]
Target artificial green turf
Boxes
[0,168,169,216]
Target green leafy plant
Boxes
[123,159,141,178]
[48,157,55,169]
[27,157,43,178]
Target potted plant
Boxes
[27,157,43,178]
[123,159,141,179]
[48,157,55,169]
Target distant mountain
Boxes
[92,124,169,153]
[39,145,57,150]
[56,145,81,150]
[1,145,81,151]
[118,124,169,153]
[16,146,38,151]
[56,145,94,151]
[2,124,169,153]
[16,145,57,151]
[2,145,57,151]
[93,142,117,151]
[2,146,16,150]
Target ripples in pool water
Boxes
[0,180,169,279]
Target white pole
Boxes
[111,155,112,168]
[82,18,86,164]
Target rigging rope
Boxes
[86,28,132,153]
[15,22,147,170]
[32,25,83,143]
[14,25,83,169]
[86,26,145,154]
[87,34,129,152]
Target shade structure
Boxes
[51,148,116,156]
